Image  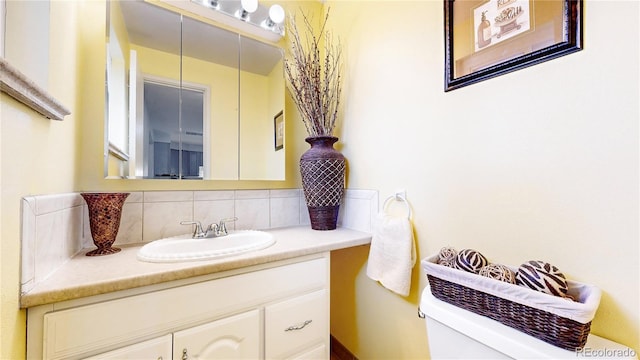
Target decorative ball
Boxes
[438,259,456,268]
[479,263,516,283]
[516,260,569,298]
[454,249,489,274]
[438,247,457,263]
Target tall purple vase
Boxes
[299,136,346,230]
[81,192,129,256]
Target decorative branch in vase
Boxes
[284,9,345,230]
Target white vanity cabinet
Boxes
[27,254,330,360]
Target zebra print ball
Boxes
[454,249,488,274]
[479,263,516,284]
[516,260,569,297]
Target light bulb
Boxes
[240,0,258,13]
[262,4,284,29]
[237,0,258,20]
[268,4,285,24]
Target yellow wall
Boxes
[328,0,639,358]
[1,1,83,358]
[267,59,286,178]
[240,70,269,179]
[239,60,285,180]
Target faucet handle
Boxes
[218,217,238,235]
[180,221,205,238]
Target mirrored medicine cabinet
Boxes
[105,0,285,180]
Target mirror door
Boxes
[106,0,183,179]
[239,36,285,180]
[182,15,240,180]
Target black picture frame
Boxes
[274,110,284,151]
[444,0,582,92]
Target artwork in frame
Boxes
[444,0,583,91]
[274,110,284,151]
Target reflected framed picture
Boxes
[274,110,284,151]
[444,0,582,91]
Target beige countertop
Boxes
[20,226,371,308]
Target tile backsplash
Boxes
[21,189,378,295]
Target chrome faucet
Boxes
[181,217,238,238]
[180,221,207,238]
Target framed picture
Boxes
[444,0,582,91]
[274,110,284,151]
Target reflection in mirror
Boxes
[239,36,285,180]
[143,81,205,179]
[105,0,285,180]
[106,0,182,178]
[181,15,239,180]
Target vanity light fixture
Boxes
[177,0,285,41]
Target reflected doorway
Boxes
[141,79,208,179]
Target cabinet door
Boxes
[265,289,328,359]
[173,309,261,360]
[83,334,172,359]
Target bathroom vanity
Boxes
[22,227,371,359]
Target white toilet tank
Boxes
[419,287,638,359]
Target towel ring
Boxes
[383,194,412,219]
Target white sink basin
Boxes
[137,230,275,263]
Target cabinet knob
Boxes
[284,319,312,332]
[182,348,188,360]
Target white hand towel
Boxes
[366,213,416,296]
